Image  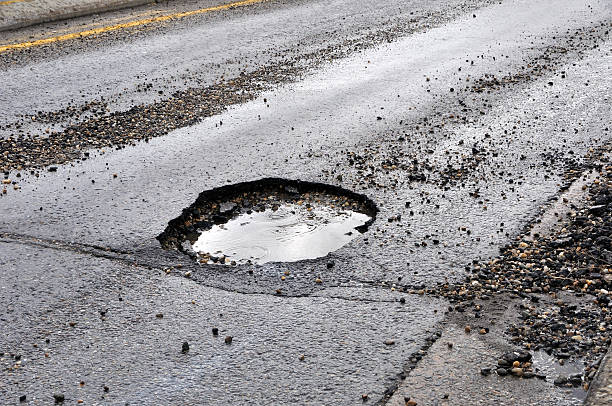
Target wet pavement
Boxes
[0,0,611,404]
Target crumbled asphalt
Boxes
[421,154,611,384]
[0,0,611,404]
[0,0,499,172]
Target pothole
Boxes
[158,178,378,265]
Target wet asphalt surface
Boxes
[1,0,611,404]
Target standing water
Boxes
[157,178,378,266]
[193,202,370,265]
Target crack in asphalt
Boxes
[0,231,409,304]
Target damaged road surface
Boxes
[0,0,611,404]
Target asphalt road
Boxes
[0,0,611,404]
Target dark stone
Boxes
[19,395,26,402]
[53,394,65,403]
[496,368,509,376]
[212,327,219,336]
[569,374,583,385]
[516,351,532,362]
[182,341,190,353]
[498,359,510,367]
[589,205,606,215]
[480,368,491,376]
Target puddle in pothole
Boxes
[193,203,370,265]
[158,178,378,265]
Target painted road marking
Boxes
[0,0,267,53]
[0,0,28,5]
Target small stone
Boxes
[480,368,491,376]
[155,313,163,318]
[405,400,417,406]
[19,395,26,402]
[362,393,368,401]
[464,325,471,333]
[511,367,523,377]
[53,394,65,403]
[512,361,520,368]
[569,374,583,385]
[523,372,535,379]
[181,341,190,353]
[384,339,395,345]
[299,354,305,361]
[315,278,322,284]
[225,336,233,344]
[103,386,109,393]
[447,342,453,349]
[496,368,508,376]
[212,327,219,336]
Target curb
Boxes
[585,344,612,405]
[0,0,157,32]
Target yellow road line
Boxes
[0,0,267,54]
[0,0,28,5]
[6,9,164,44]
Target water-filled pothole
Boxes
[158,178,378,265]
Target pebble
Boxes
[182,341,190,353]
[53,394,65,403]
[511,367,523,377]
[496,368,509,376]
[225,336,233,344]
